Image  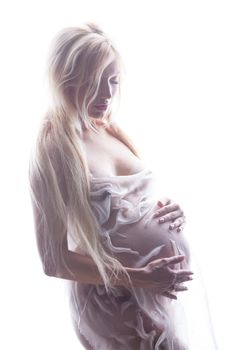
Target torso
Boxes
[71,124,190,348]
[81,126,145,177]
[82,125,190,266]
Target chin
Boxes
[89,110,108,119]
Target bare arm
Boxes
[30,176,141,287]
[30,144,192,295]
[31,191,192,292]
[56,243,141,287]
[52,238,193,296]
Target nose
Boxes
[100,81,112,100]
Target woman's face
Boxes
[87,60,120,119]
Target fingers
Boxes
[177,225,185,233]
[157,210,184,224]
[149,255,194,286]
[154,203,180,218]
[169,217,186,232]
[162,283,189,300]
[162,291,177,300]
[173,270,193,284]
[157,197,171,208]
[173,284,188,292]
[162,255,185,266]
[175,269,194,277]
[154,202,186,232]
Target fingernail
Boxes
[154,211,159,217]
[176,255,185,261]
[169,224,175,230]
[159,218,165,223]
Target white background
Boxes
[1,1,232,349]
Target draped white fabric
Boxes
[68,169,217,349]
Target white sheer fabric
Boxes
[68,168,217,349]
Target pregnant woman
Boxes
[29,23,194,349]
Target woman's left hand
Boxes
[154,198,186,233]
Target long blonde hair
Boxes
[29,23,140,293]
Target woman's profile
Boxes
[29,23,195,349]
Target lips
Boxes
[94,104,109,111]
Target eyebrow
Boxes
[102,72,120,78]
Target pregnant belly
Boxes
[107,209,190,269]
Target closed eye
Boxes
[110,80,119,84]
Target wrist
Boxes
[123,266,144,288]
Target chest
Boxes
[82,131,144,177]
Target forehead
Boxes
[102,60,120,77]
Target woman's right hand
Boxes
[134,255,193,300]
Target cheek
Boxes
[110,85,119,98]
